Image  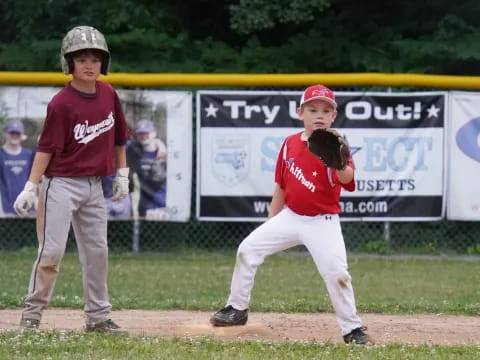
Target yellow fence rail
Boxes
[1,72,480,89]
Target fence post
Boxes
[384,221,391,246]
[132,219,140,254]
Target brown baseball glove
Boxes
[307,128,350,170]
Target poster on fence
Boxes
[447,92,480,220]
[196,90,446,221]
[0,86,192,222]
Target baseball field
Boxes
[1,249,480,359]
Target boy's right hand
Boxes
[13,181,38,216]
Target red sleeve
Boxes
[37,102,68,154]
[340,157,355,192]
[274,138,288,188]
[113,90,130,145]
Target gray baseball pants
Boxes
[22,176,111,325]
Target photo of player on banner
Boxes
[127,119,168,220]
[0,119,34,216]
[0,87,192,221]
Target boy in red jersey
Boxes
[13,26,130,333]
[210,85,371,345]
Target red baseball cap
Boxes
[300,84,337,108]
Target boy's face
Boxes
[72,51,102,82]
[5,131,23,146]
[297,99,337,135]
[136,131,156,146]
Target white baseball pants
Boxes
[227,207,363,335]
[22,176,111,325]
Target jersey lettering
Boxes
[74,112,115,144]
[287,159,316,193]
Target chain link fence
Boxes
[1,218,480,255]
[0,85,479,256]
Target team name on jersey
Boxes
[287,159,315,193]
[74,112,115,144]
[4,159,28,166]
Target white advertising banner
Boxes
[0,86,192,222]
[447,92,480,220]
[197,90,446,221]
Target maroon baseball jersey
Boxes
[275,132,355,216]
[37,81,130,177]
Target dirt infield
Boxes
[1,309,479,345]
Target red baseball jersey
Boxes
[37,81,130,177]
[275,132,355,216]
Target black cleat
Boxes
[210,305,248,326]
[343,326,372,345]
[19,317,40,330]
[86,319,127,334]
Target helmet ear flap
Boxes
[100,54,110,75]
[66,55,74,74]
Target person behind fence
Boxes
[210,84,372,345]
[127,119,168,220]
[0,120,34,216]
[12,25,130,333]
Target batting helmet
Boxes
[60,26,110,75]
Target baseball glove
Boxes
[150,159,167,183]
[307,128,350,170]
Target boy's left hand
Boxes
[112,168,129,201]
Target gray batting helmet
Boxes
[60,26,110,75]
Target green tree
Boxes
[1,0,480,74]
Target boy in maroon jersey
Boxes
[13,26,130,333]
[210,85,371,345]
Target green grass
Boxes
[2,249,480,315]
[2,249,480,359]
[0,331,479,360]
